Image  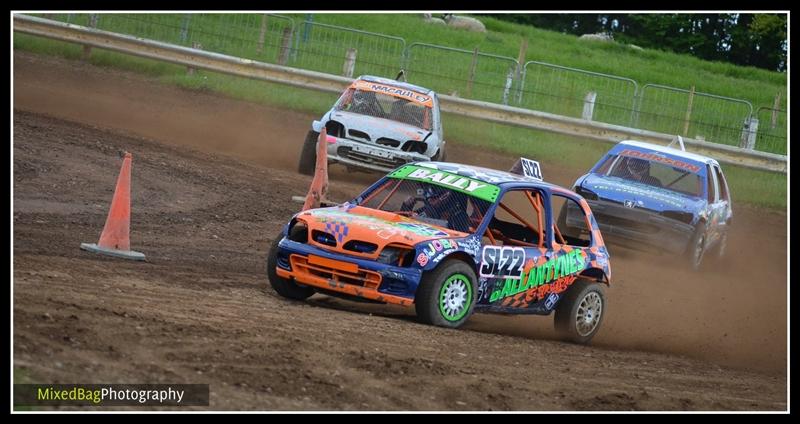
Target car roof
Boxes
[358,75,434,95]
[415,162,570,191]
[618,140,720,167]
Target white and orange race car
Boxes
[298,75,446,174]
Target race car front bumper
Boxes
[571,200,696,254]
[325,137,431,173]
[273,237,422,306]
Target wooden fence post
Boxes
[514,38,528,104]
[277,27,292,65]
[582,91,597,121]
[342,48,357,78]
[257,14,268,54]
[467,47,478,98]
[187,42,202,75]
[81,14,98,60]
[771,92,781,129]
[683,85,695,136]
[502,68,513,105]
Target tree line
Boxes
[485,14,787,72]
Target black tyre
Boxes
[554,279,606,345]
[432,146,446,162]
[298,130,318,176]
[415,259,477,328]
[686,223,707,271]
[267,228,315,300]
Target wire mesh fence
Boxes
[40,13,297,65]
[288,21,406,78]
[404,43,519,105]
[519,61,639,127]
[27,13,786,156]
[634,84,754,149]
[755,107,787,155]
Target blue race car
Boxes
[564,140,732,270]
[268,160,611,344]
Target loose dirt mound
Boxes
[13,51,787,410]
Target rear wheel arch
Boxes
[554,278,606,344]
[687,220,709,271]
[579,266,609,285]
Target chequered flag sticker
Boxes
[325,220,349,243]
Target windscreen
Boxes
[335,88,432,130]
[595,153,704,197]
[360,179,492,234]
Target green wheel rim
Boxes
[439,273,472,322]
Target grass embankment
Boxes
[13,18,787,210]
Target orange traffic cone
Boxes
[80,152,146,261]
[302,128,331,211]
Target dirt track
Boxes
[13,52,788,410]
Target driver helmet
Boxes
[626,157,650,176]
[352,90,375,108]
[417,185,446,201]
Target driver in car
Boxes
[348,90,382,117]
[620,157,662,187]
[400,186,470,232]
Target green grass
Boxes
[444,113,786,210]
[165,73,339,113]
[25,13,787,107]
[309,13,786,103]
[14,34,189,77]
[13,25,786,211]
[307,13,787,153]
[19,13,787,153]
[721,166,787,211]
[13,367,36,411]
[445,113,609,171]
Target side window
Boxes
[335,88,354,110]
[713,166,729,202]
[485,189,544,247]
[595,154,618,175]
[551,194,592,248]
[706,165,719,202]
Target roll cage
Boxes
[356,177,596,250]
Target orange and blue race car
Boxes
[267,160,612,343]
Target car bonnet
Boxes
[295,205,468,256]
[582,173,706,212]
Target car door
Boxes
[707,164,731,246]
[477,188,548,311]
[545,192,597,308]
[476,186,592,313]
[478,187,597,314]
[432,93,442,139]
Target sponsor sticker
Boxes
[519,158,543,181]
[388,165,500,203]
[351,80,433,107]
[480,246,526,279]
[618,149,702,173]
[544,293,560,310]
